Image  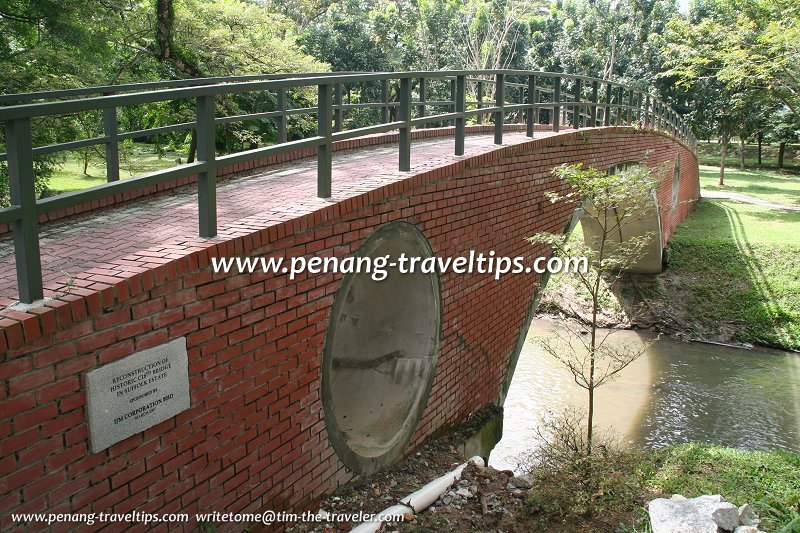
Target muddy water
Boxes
[489,318,800,472]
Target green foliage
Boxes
[666,196,800,349]
[661,0,800,155]
[522,408,656,523]
[653,444,800,531]
[0,0,328,201]
[529,163,662,449]
[523,433,800,532]
[530,0,679,91]
[697,164,800,204]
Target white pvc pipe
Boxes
[349,456,485,533]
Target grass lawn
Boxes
[540,164,800,351]
[695,141,800,171]
[46,146,185,195]
[699,165,800,206]
[650,445,800,532]
[666,198,800,350]
[524,442,800,532]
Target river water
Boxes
[488,318,800,472]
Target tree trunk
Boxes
[778,142,786,168]
[739,136,745,169]
[587,276,601,455]
[587,382,594,454]
[719,131,728,186]
[187,131,197,164]
[757,131,763,165]
[155,0,203,77]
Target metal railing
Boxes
[0,70,695,303]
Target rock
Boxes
[738,504,760,527]
[733,527,759,533]
[509,474,534,489]
[649,495,738,533]
[670,494,688,500]
[456,487,472,498]
[712,504,741,531]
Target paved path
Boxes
[702,190,800,211]
[0,131,558,304]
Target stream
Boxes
[489,317,800,472]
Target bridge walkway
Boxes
[0,130,561,306]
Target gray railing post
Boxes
[590,81,599,126]
[644,94,651,129]
[604,83,612,126]
[276,88,287,143]
[334,83,343,133]
[517,85,525,124]
[449,78,456,113]
[627,89,634,126]
[477,81,484,125]
[455,75,466,155]
[494,73,505,144]
[381,79,389,124]
[102,94,120,183]
[399,77,411,171]
[616,86,624,126]
[196,95,217,238]
[573,78,582,129]
[533,85,540,127]
[418,77,426,119]
[6,117,43,303]
[526,75,536,137]
[655,100,661,131]
[635,92,643,127]
[553,76,561,132]
[317,83,333,197]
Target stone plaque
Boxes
[86,337,190,453]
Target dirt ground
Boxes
[538,270,756,348]
[284,436,534,533]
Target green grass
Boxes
[541,164,800,350]
[652,445,800,532]
[524,440,800,532]
[699,165,800,206]
[667,198,800,349]
[696,141,800,171]
[46,146,185,195]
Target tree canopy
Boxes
[1,0,798,203]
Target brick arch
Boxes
[0,127,698,530]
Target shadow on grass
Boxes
[612,200,799,349]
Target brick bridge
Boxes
[0,72,699,530]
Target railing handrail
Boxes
[0,69,696,303]
[0,70,639,105]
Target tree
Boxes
[1,0,328,203]
[527,0,679,89]
[662,0,800,182]
[768,109,800,168]
[661,5,747,185]
[528,163,660,453]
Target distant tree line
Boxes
[1,0,798,202]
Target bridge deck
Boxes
[0,131,563,306]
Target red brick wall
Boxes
[0,128,698,531]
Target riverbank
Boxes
[541,166,800,351]
[284,430,800,532]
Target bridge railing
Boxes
[0,70,695,303]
